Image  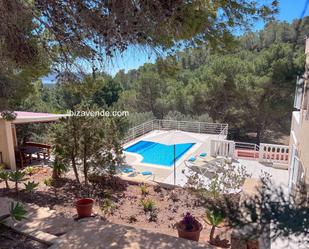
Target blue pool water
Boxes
[124,140,195,167]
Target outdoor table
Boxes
[18,146,45,163]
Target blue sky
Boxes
[42,0,309,83]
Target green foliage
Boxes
[52,159,68,179]
[0,111,17,121]
[0,202,27,224]
[205,209,226,244]
[24,181,39,193]
[9,202,27,221]
[0,163,6,171]
[205,209,225,227]
[0,170,10,189]
[100,199,116,216]
[50,103,127,185]
[140,198,156,212]
[44,177,57,197]
[9,170,27,193]
[43,177,54,187]
[23,166,35,176]
[140,183,149,196]
[205,178,309,243]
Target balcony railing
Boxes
[235,142,259,151]
[234,142,260,159]
[258,143,289,164]
[123,119,228,143]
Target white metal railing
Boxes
[235,142,259,151]
[210,139,235,158]
[123,119,228,143]
[258,143,289,164]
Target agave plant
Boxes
[140,198,156,212]
[52,159,68,179]
[24,181,39,198]
[205,209,226,244]
[23,166,36,176]
[0,170,10,188]
[140,183,149,196]
[44,177,57,197]
[9,170,27,194]
[0,202,27,224]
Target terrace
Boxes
[0,118,292,249]
[120,119,290,188]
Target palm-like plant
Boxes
[24,181,39,199]
[23,166,36,176]
[9,170,27,194]
[205,209,225,245]
[0,202,27,224]
[0,170,10,188]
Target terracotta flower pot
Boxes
[176,220,203,242]
[75,198,94,218]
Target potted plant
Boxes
[75,198,94,218]
[176,212,203,242]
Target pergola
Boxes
[0,111,67,170]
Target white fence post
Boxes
[210,139,235,158]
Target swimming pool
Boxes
[124,140,195,167]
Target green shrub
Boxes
[0,170,10,188]
[205,209,225,244]
[0,202,27,224]
[52,160,68,179]
[9,170,27,193]
[44,177,57,197]
[140,183,149,196]
[101,199,116,215]
[23,166,36,176]
[140,198,156,212]
[43,177,54,187]
[0,163,6,170]
[24,181,39,198]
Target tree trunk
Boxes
[15,182,18,195]
[209,225,216,244]
[72,119,80,184]
[256,124,263,145]
[83,145,88,186]
[52,167,59,179]
[5,180,9,189]
[71,154,80,184]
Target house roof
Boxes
[0,111,68,124]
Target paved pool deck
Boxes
[122,130,289,188]
[123,130,220,183]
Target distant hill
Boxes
[43,83,56,88]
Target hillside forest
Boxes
[9,18,309,144]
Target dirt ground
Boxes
[0,167,234,248]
